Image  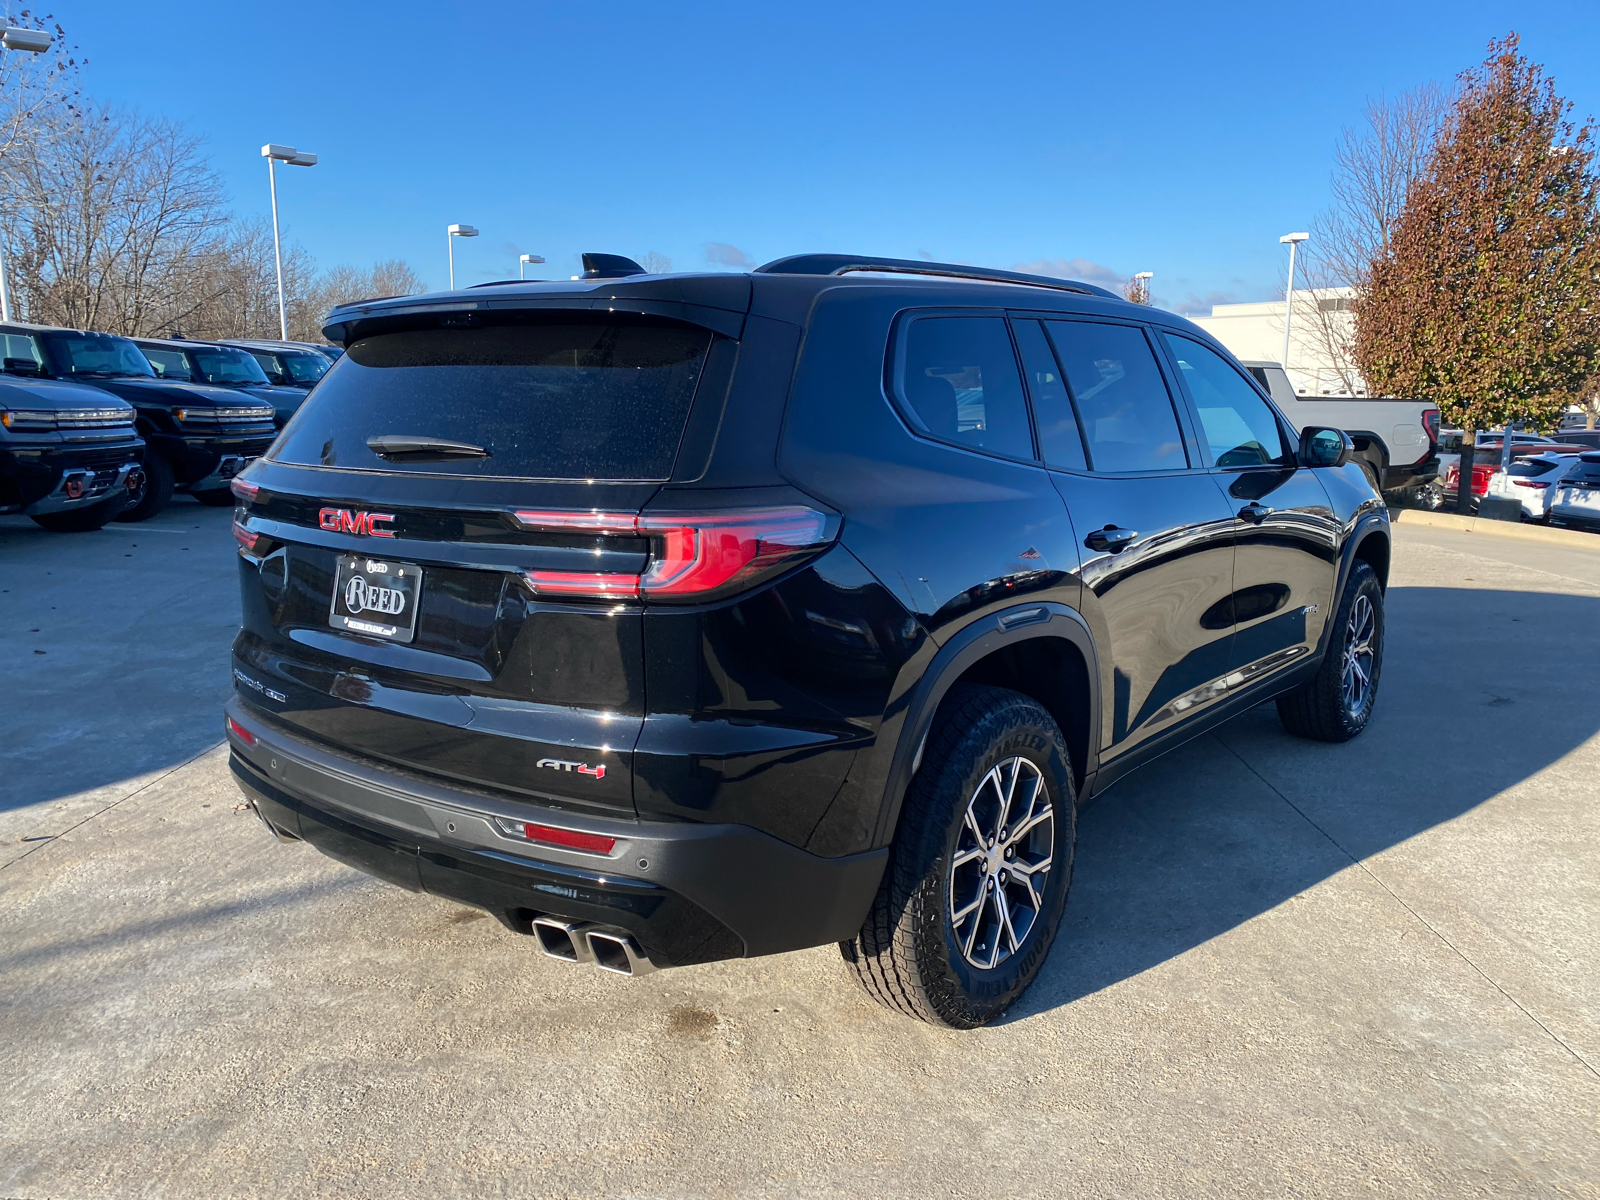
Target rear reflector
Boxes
[495,818,616,855]
[226,715,256,746]
[514,506,835,602]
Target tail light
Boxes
[514,506,838,602]
[231,477,260,502]
[226,715,256,747]
[233,520,260,553]
[1514,480,1552,489]
[495,818,616,855]
[1422,409,1440,443]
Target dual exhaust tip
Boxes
[532,917,656,976]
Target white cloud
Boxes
[704,242,756,269]
[1011,257,1125,287]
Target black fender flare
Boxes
[869,601,1100,849]
[1315,508,1391,662]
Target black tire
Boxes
[30,497,122,532]
[841,684,1076,1028]
[115,453,173,522]
[1277,559,1384,742]
[192,487,236,507]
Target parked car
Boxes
[1547,428,1600,451]
[220,339,333,390]
[0,322,278,521]
[1241,361,1439,499]
[1548,453,1600,531]
[133,337,308,428]
[0,373,144,531]
[1483,451,1584,520]
[225,252,1390,1028]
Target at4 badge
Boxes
[537,757,606,780]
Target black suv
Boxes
[0,323,278,520]
[133,336,309,428]
[225,254,1389,1027]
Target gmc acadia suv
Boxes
[225,254,1388,1027]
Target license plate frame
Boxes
[329,554,423,643]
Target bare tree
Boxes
[293,258,424,341]
[640,251,671,275]
[1295,84,1452,392]
[1121,275,1151,305]
[0,10,80,166]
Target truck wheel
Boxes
[115,453,174,522]
[841,685,1076,1028]
[192,488,236,506]
[31,497,122,532]
[1277,559,1384,743]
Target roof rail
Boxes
[753,253,1120,299]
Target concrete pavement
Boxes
[1,511,1597,1198]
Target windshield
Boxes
[282,352,329,384]
[192,348,271,386]
[44,333,155,378]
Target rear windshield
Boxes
[271,320,712,480]
[1508,460,1561,476]
[1565,455,1600,484]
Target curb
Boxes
[1388,507,1600,550]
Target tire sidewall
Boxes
[911,704,1075,1026]
[1331,561,1384,736]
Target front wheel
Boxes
[115,453,173,522]
[841,685,1076,1028]
[1277,559,1384,742]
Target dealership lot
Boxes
[2,509,1597,1198]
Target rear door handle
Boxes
[1084,526,1138,553]
[1237,503,1272,524]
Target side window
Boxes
[142,348,190,380]
[897,316,1034,460]
[1,332,43,370]
[1164,334,1294,468]
[1044,320,1188,473]
[1011,319,1086,470]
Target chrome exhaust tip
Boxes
[531,917,597,965]
[585,930,657,976]
[247,798,299,842]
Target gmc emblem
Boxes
[318,508,396,538]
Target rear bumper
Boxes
[224,698,886,967]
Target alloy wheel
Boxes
[1341,593,1376,717]
[948,756,1054,970]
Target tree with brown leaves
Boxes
[1355,34,1600,440]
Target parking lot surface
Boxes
[2,508,1597,1198]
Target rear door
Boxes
[1021,316,1239,761]
[1162,333,1338,684]
[232,314,720,818]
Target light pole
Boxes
[520,253,545,280]
[261,144,318,340]
[447,224,479,288]
[1133,271,1153,304]
[0,25,54,323]
[1279,231,1309,369]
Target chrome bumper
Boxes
[24,461,143,516]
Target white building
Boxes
[1190,287,1367,397]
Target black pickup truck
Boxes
[0,323,277,521]
[0,373,144,531]
[133,336,309,428]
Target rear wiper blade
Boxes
[366,434,491,461]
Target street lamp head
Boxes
[1,27,53,52]
[520,254,545,264]
[288,152,318,167]
[448,224,479,238]
[262,144,298,161]
[1279,232,1310,245]
[1134,271,1153,281]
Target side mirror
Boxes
[1300,426,1353,469]
[3,357,42,376]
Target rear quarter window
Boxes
[270,318,713,480]
[893,315,1034,460]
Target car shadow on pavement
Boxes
[1009,586,1600,1021]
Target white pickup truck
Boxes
[1241,361,1441,499]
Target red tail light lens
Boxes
[495,818,616,855]
[514,506,837,602]
[1422,409,1440,442]
[226,715,256,746]
[233,521,260,553]
[231,477,260,502]
[1514,480,1552,489]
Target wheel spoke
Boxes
[951,890,985,925]
[951,846,985,870]
[995,887,1020,955]
[948,754,1054,969]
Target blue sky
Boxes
[44,0,1600,313]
